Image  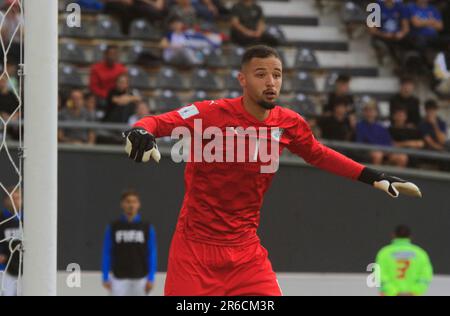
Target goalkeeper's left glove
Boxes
[358,167,422,198]
[123,127,161,163]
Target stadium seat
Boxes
[203,48,227,68]
[94,15,123,39]
[92,43,109,62]
[190,90,212,103]
[191,69,220,91]
[266,25,287,45]
[225,90,241,99]
[60,19,93,38]
[224,70,241,91]
[294,48,319,70]
[341,1,367,23]
[228,47,246,68]
[154,90,183,112]
[154,67,185,90]
[289,94,319,118]
[59,64,84,88]
[127,42,161,66]
[59,41,89,64]
[324,72,340,93]
[291,71,317,93]
[128,66,150,90]
[129,19,162,41]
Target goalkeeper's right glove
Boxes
[358,167,422,198]
[123,127,161,163]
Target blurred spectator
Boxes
[89,45,127,104]
[76,0,105,11]
[58,89,96,145]
[439,0,450,37]
[407,0,443,55]
[0,76,17,121]
[389,77,421,127]
[230,0,279,47]
[190,0,229,21]
[128,101,151,125]
[419,99,448,151]
[0,188,22,296]
[324,74,355,115]
[0,0,22,66]
[389,106,424,150]
[318,99,354,141]
[0,76,19,140]
[167,0,198,28]
[356,100,408,167]
[433,42,450,95]
[85,92,104,121]
[104,0,166,34]
[368,0,409,65]
[160,16,221,66]
[104,74,141,123]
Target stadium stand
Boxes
[46,0,450,171]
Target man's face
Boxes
[333,104,347,120]
[393,110,407,125]
[71,90,84,110]
[238,56,282,110]
[104,48,118,65]
[426,108,437,119]
[4,191,21,212]
[336,81,350,95]
[85,96,96,111]
[121,195,141,218]
[0,77,7,90]
[117,75,129,91]
[363,106,378,122]
[136,102,150,116]
[401,82,414,97]
[417,0,428,7]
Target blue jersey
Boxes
[356,120,392,147]
[378,1,408,34]
[408,3,442,37]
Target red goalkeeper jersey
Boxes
[134,97,364,246]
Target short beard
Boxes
[257,100,276,110]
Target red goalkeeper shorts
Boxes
[164,231,282,296]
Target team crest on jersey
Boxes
[178,104,199,119]
[271,128,284,142]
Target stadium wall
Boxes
[1,146,449,275]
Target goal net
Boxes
[0,0,24,296]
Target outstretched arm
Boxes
[287,115,422,198]
[124,101,215,162]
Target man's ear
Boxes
[237,71,246,89]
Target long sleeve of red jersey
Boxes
[133,101,214,137]
[287,114,364,180]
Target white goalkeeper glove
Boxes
[123,128,161,163]
[358,167,422,198]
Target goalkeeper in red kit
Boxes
[123,45,422,296]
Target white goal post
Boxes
[23,0,58,296]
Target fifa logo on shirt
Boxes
[115,230,145,244]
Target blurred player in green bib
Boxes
[376,225,433,296]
